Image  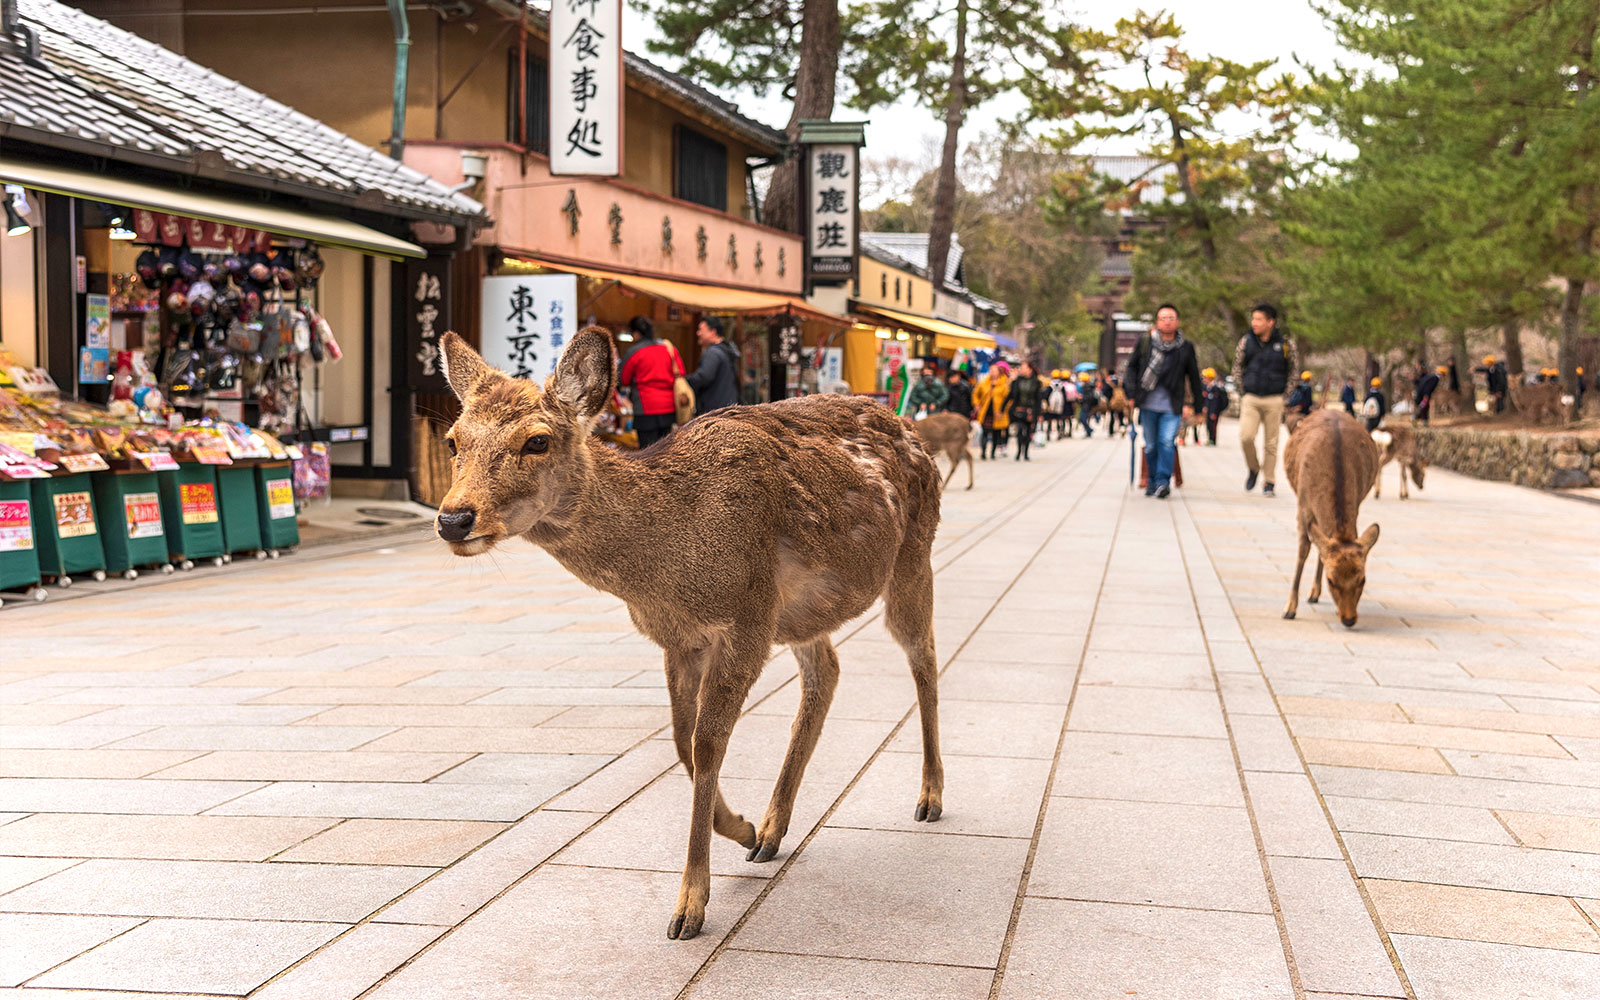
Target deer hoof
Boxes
[666,910,703,941]
[1282,609,1297,620]
[1308,594,1320,604]
[746,840,781,863]
[914,799,942,823]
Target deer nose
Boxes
[436,509,476,542]
[1341,616,1357,629]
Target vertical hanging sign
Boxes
[480,274,580,383]
[405,255,450,394]
[550,0,622,176]
[798,121,867,289]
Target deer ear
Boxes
[439,331,504,404]
[552,325,617,425]
[1358,522,1381,554]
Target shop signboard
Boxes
[123,492,164,539]
[820,347,844,386]
[549,0,622,176]
[133,451,180,472]
[405,255,450,394]
[480,274,579,383]
[0,500,32,551]
[798,121,866,289]
[264,477,295,521]
[179,482,218,524]
[131,211,271,252]
[53,491,96,538]
[59,453,109,474]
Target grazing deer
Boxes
[433,328,945,941]
[1508,378,1573,425]
[1369,424,1427,500]
[1282,409,1381,627]
[913,412,976,490]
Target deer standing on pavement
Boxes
[432,328,945,941]
[1282,409,1382,627]
[913,412,976,490]
[1369,423,1427,500]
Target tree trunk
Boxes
[763,0,840,233]
[1415,328,1429,370]
[1501,319,1524,378]
[1559,271,1589,393]
[926,0,968,292]
[1169,117,1243,339]
[1449,328,1474,409]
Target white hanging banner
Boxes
[480,274,580,382]
[806,143,858,281]
[549,0,622,176]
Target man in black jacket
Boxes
[1231,303,1297,497]
[1123,304,1204,498]
[943,370,973,418]
[685,316,741,415]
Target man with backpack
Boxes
[685,316,741,415]
[1363,377,1387,431]
[1231,303,1297,498]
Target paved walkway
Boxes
[1,419,1597,999]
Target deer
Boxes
[1369,423,1427,500]
[432,328,945,941]
[1282,409,1382,628]
[1507,378,1573,425]
[913,411,976,490]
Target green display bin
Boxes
[91,470,173,579]
[0,478,47,603]
[217,464,263,558]
[157,464,225,568]
[29,472,107,586]
[255,461,300,553]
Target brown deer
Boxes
[1507,378,1573,425]
[433,328,945,941]
[913,412,975,490]
[1282,409,1382,628]
[1369,423,1427,500]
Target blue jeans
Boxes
[1140,408,1182,489]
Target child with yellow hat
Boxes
[1201,366,1227,445]
[1362,376,1387,431]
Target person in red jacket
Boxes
[617,316,686,448]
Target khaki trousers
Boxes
[1239,394,1285,479]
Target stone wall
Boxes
[1415,426,1600,490]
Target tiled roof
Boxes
[1080,155,1178,207]
[859,232,966,289]
[967,291,1008,317]
[0,0,485,223]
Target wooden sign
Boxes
[52,491,97,538]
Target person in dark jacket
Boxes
[1077,373,1099,437]
[1474,355,1508,413]
[1202,367,1228,445]
[1231,303,1297,497]
[943,371,973,418]
[1363,377,1387,431]
[1339,378,1357,417]
[1287,371,1315,417]
[1413,365,1442,424]
[685,316,741,415]
[1123,304,1204,498]
[906,366,949,415]
[1008,362,1044,461]
[617,316,687,449]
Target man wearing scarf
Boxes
[1122,304,1205,498]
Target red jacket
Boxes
[618,340,684,417]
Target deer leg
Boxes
[664,649,754,851]
[1308,553,1325,604]
[884,549,943,822]
[963,448,975,490]
[1284,528,1312,620]
[748,636,840,863]
[940,452,959,491]
[1399,463,1410,500]
[668,635,767,941]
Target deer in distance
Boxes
[913,411,976,490]
[1282,409,1382,628]
[1369,423,1427,500]
[432,328,946,941]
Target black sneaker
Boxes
[1157,484,1171,499]
[1263,482,1276,497]
[1245,471,1259,491]
[1144,486,1157,497]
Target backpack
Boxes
[1361,396,1381,418]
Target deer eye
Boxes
[522,434,550,455]
[445,438,457,457]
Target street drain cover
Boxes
[355,507,423,520]
[355,519,392,527]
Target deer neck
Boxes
[522,438,663,601]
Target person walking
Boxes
[1077,372,1099,438]
[972,364,1011,460]
[1009,362,1043,461]
[943,370,973,418]
[1362,377,1387,431]
[1232,302,1296,497]
[906,365,949,416]
[1414,364,1442,425]
[685,316,741,415]
[1475,355,1508,413]
[1287,371,1315,418]
[1339,377,1357,417]
[1123,303,1203,498]
[1045,371,1068,440]
[616,316,687,449]
[1202,367,1228,445]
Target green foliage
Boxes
[635,0,812,98]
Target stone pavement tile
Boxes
[887,700,1063,759]
[687,950,993,1000]
[1496,811,1600,853]
[544,705,672,728]
[469,686,672,706]
[377,809,597,926]
[828,750,1051,839]
[0,727,157,750]
[1028,799,1271,913]
[1405,705,1600,739]
[1311,765,1600,816]
[428,752,611,791]
[358,725,654,754]
[1280,694,1407,721]
[1390,934,1600,1000]
[935,661,1076,706]
[1289,716,1570,757]
[750,671,916,722]
[1066,687,1226,739]
[1277,680,1513,711]
[149,750,473,782]
[108,725,397,752]
[948,629,1083,664]
[294,704,570,728]
[726,714,896,780]
[0,749,202,779]
[31,917,346,995]
[1217,673,1279,715]
[1245,771,1342,859]
[1,704,115,725]
[0,778,263,815]
[0,858,80,896]
[1557,734,1600,761]
[1269,857,1406,997]
[1076,652,1215,691]
[1503,696,1600,718]
[251,921,447,1000]
[79,705,327,727]
[1230,713,1306,772]
[276,819,507,866]
[1343,831,1600,896]
[1206,641,1263,673]
[736,827,1026,966]
[547,739,679,813]
[0,859,428,920]
[0,914,142,987]
[1441,749,1600,787]
[1323,796,1515,845]
[373,870,761,1000]
[997,899,1292,1000]
[1364,878,1600,953]
[1086,626,1209,658]
[1049,732,1244,808]
[1369,665,1599,703]
[209,780,566,822]
[0,814,335,862]
[249,685,499,705]
[1297,736,1453,774]
[407,668,642,687]
[40,686,283,705]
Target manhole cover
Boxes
[355,507,423,520]
[355,519,392,527]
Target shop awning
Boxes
[507,256,847,324]
[0,157,426,259]
[853,303,997,352]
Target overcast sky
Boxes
[622,1,1350,198]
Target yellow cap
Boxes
[1482,355,1495,365]
[1300,370,1312,380]
[1370,377,1382,387]
[1579,367,1585,375]
[1435,365,1447,374]
[1202,367,1217,378]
